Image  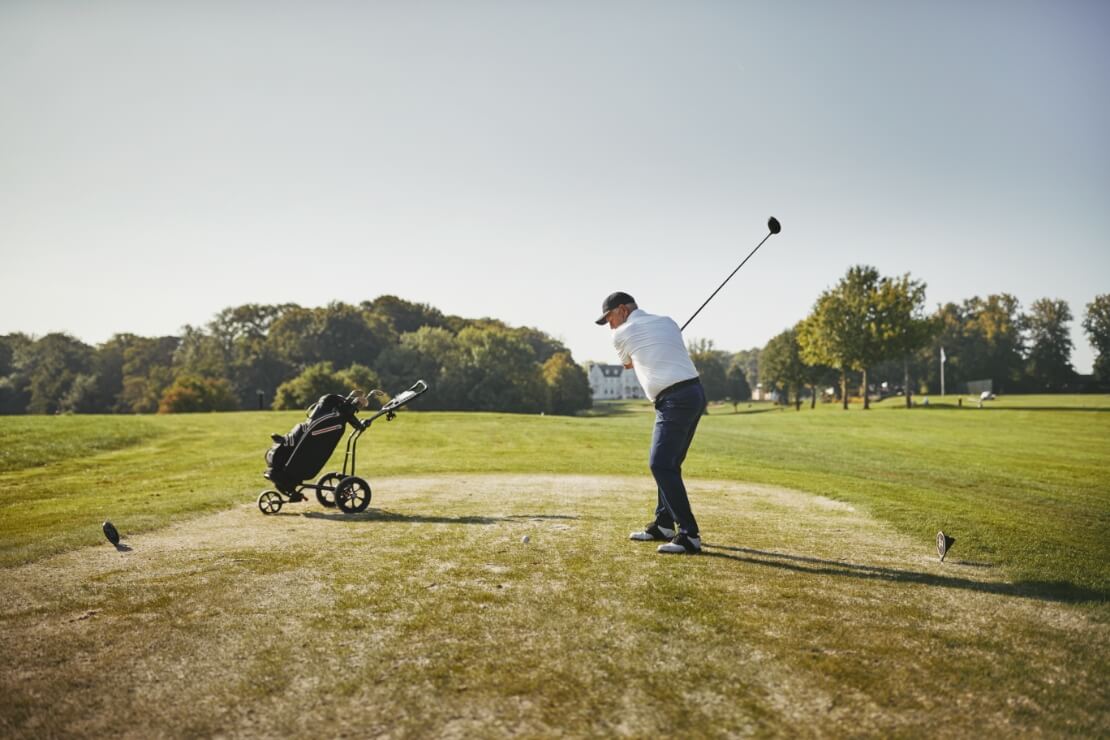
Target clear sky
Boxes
[2,1,1107,372]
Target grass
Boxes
[1,395,1108,736]
[3,394,1106,599]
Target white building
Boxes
[586,363,646,401]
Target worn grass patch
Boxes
[1,475,1106,737]
[7,395,1107,601]
[1,396,1107,735]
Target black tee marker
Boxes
[103,521,120,546]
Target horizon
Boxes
[3,2,1107,372]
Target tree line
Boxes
[0,296,593,415]
[688,267,1109,410]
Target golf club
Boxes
[680,216,781,332]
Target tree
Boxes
[272,363,382,411]
[0,337,14,378]
[363,295,446,335]
[688,339,729,403]
[451,326,545,413]
[915,295,1025,395]
[730,348,760,394]
[375,327,462,408]
[1024,298,1075,391]
[801,361,838,409]
[967,294,1025,392]
[26,334,96,414]
[174,325,230,380]
[59,373,106,413]
[340,364,382,398]
[318,303,395,370]
[207,303,297,408]
[267,303,395,373]
[725,362,752,411]
[265,306,319,369]
[542,352,592,415]
[209,303,294,345]
[760,328,806,410]
[510,326,570,365]
[120,336,180,413]
[798,266,881,409]
[273,362,347,411]
[0,334,35,414]
[1082,294,1110,385]
[93,334,140,413]
[873,274,936,408]
[158,375,238,413]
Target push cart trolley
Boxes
[257,379,429,515]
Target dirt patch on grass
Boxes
[1,474,1106,737]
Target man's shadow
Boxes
[299,510,579,525]
[701,544,1104,605]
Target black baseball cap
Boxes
[595,291,636,325]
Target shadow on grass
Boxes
[575,403,649,418]
[301,510,579,525]
[909,405,1110,413]
[981,406,1110,413]
[714,407,781,416]
[702,544,1107,605]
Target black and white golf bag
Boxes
[264,394,361,493]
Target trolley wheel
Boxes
[335,476,372,514]
[315,472,343,508]
[257,490,283,515]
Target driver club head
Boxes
[767,217,781,235]
[103,520,120,546]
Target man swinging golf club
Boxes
[596,292,705,554]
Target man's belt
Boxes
[655,377,701,402]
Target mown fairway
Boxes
[1,395,1108,736]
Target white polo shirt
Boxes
[612,309,699,402]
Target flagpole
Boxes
[940,346,946,396]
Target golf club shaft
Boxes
[680,230,775,332]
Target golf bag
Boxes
[265,393,362,493]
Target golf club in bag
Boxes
[681,217,781,332]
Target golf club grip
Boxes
[681,231,774,332]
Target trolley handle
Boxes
[383,380,428,411]
[362,379,429,426]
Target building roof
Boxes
[591,363,625,378]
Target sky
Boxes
[2,1,1107,372]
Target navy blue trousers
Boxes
[649,381,706,537]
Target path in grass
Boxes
[2,474,1105,737]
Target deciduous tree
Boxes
[725,361,752,411]
[760,327,806,410]
[1024,298,1075,391]
[542,352,592,415]
[873,274,936,407]
[1082,294,1110,385]
[799,266,880,409]
[26,334,96,414]
[688,339,729,402]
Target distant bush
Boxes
[272,363,381,410]
[158,375,238,413]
